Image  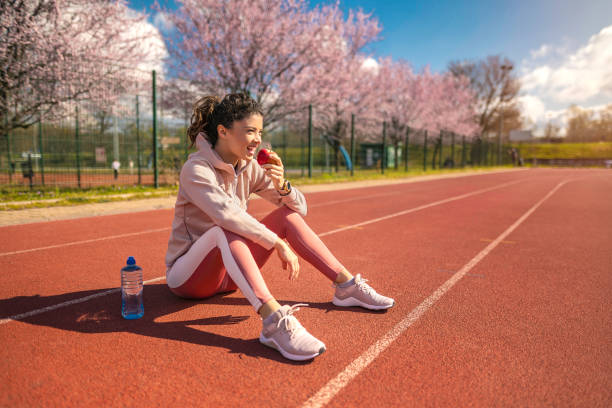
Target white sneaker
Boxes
[259,304,326,361]
[332,274,395,310]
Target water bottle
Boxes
[121,256,143,319]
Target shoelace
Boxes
[332,275,376,296]
[354,277,376,296]
[277,303,308,339]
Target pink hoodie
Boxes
[165,134,307,269]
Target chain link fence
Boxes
[1,67,510,190]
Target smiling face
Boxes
[217,113,263,165]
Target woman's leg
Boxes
[166,226,274,312]
[247,206,348,281]
[167,225,326,361]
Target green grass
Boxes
[1,166,511,210]
[515,142,612,160]
[0,185,178,210]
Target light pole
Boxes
[498,63,513,165]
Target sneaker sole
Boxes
[259,334,325,361]
[332,296,395,310]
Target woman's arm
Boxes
[181,160,279,250]
[251,151,307,216]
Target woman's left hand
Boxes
[261,151,285,191]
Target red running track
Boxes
[1,168,610,407]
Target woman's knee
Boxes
[223,229,252,253]
[261,206,303,234]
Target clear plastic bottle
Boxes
[121,256,143,319]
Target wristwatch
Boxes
[279,179,292,196]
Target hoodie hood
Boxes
[195,133,249,176]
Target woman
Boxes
[165,93,394,361]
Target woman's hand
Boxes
[261,151,285,191]
[274,238,300,280]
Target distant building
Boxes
[509,130,533,142]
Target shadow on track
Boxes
[1,283,386,364]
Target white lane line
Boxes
[301,179,569,408]
[0,178,524,325]
[1,179,516,257]
[249,191,403,218]
[0,227,171,257]
[2,192,400,257]
[0,277,165,325]
[318,179,522,237]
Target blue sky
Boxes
[130,0,611,72]
[130,0,612,132]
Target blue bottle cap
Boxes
[126,256,136,265]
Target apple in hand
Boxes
[257,148,271,165]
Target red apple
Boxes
[257,148,271,165]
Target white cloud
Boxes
[115,11,169,76]
[360,57,380,74]
[518,94,546,122]
[530,44,550,59]
[153,12,175,33]
[519,24,612,134]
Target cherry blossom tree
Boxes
[372,59,479,168]
[157,0,380,131]
[1,0,166,137]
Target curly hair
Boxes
[187,93,263,148]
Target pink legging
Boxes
[166,206,346,311]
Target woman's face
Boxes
[220,113,263,163]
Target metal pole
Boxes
[381,121,386,174]
[308,104,312,178]
[152,70,158,188]
[404,127,410,172]
[27,153,33,190]
[5,114,12,183]
[439,131,443,169]
[75,105,81,188]
[282,129,287,177]
[462,135,466,167]
[350,114,356,175]
[38,113,45,185]
[136,95,141,185]
[423,130,428,171]
[451,132,455,168]
[498,63,513,165]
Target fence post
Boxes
[300,137,305,177]
[282,129,287,177]
[450,132,455,168]
[423,130,428,171]
[75,105,81,188]
[439,131,444,169]
[462,135,466,167]
[431,136,438,170]
[38,113,45,185]
[152,70,158,188]
[350,114,355,176]
[381,121,386,174]
[404,127,410,172]
[27,153,33,190]
[4,114,12,184]
[136,95,141,185]
[308,104,312,178]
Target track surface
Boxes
[1,169,611,407]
